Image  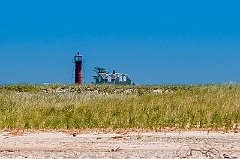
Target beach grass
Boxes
[0,83,239,131]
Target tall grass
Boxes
[0,83,239,131]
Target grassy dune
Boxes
[0,83,239,131]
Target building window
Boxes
[107,76,111,82]
[123,75,126,82]
[119,76,122,82]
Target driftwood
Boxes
[176,147,219,158]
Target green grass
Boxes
[0,83,239,131]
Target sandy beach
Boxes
[0,129,239,158]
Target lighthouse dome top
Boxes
[75,52,82,56]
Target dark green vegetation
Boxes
[0,83,239,131]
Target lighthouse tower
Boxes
[74,52,83,84]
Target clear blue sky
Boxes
[0,0,240,85]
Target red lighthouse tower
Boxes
[74,52,83,84]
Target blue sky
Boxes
[0,0,240,85]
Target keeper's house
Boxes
[95,70,131,85]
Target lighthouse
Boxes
[74,52,83,84]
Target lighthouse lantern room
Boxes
[74,52,83,84]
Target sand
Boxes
[0,129,239,158]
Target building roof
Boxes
[98,72,130,79]
[99,73,107,79]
